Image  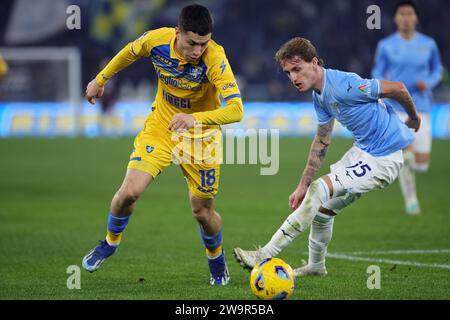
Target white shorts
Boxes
[329,146,403,194]
[397,112,432,154]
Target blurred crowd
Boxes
[0,0,448,102]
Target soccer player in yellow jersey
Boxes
[82,4,243,286]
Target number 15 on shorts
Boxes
[347,161,372,177]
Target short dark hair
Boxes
[275,37,324,67]
[394,1,418,16]
[178,4,213,36]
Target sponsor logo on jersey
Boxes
[154,54,174,66]
[358,84,368,94]
[222,82,237,90]
[157,69,196,90]
[162,90,191,109]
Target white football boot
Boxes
[233,246,268,270]
[406,200,421,215]
[293,260,327,277]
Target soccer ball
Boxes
[250,257,296,300]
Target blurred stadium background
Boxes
[0,0,449,300]
[0,0,449,137]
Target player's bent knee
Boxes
[309,178,331,205]
[319,176,334,197]
[324,173,346,198]
[116,185,142,206]
[191,197,213,215]
[192,206,213,224]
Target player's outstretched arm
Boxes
[380,80,420,132]
[85,33,152,104]
[289,119,334,210]
[85,44,139,104]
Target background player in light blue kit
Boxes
[372,1,443,215]
[234,37,420,277]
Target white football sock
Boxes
[399,149,418,205]
[308,213,334,269]
[307,193,361,269]
[261,179,331,258]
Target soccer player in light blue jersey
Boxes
[372,1,443,215]
[234,37,420,277]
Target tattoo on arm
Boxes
[318,139,329,159]
[299,120,334,187]
[396,90,418,119]
[381,81,418,119]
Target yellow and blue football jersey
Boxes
[95,27,243,198]
[96,27,243,132]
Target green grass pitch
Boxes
[0,137,449,299]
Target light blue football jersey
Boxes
[372,32,442,113]
[312,68,414,157]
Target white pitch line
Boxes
[349,249,450,255]
[326,252,450,270]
